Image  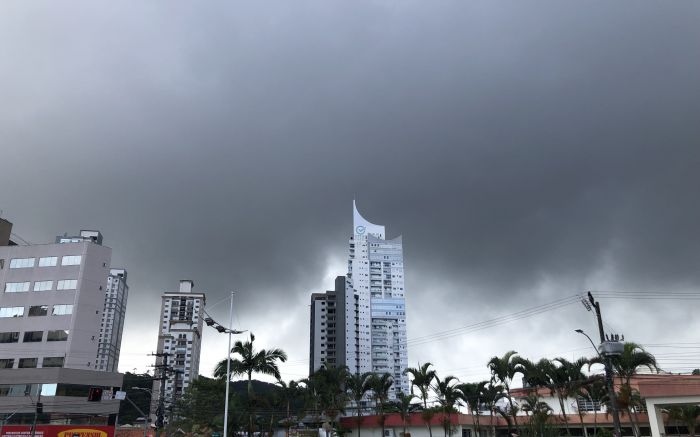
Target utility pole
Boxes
[30,384,43,437]
[587,292,622,437]
[224,291,234,437]
[151,352,170,437]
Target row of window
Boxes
[0,357,64,370]
[0,330,70,343]
[3,279,77,293]
[0,382,114,397]
[0,304,73,318]
[8,256,81,269]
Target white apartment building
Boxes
[346,201,409,396]
[95,268,128,372]
[151,280,205,420]
[309,202,409,397]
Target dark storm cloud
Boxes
[1,1,699,376]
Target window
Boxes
[47,330,69,341]
[23,331,43,342]
[0,359,14,369]
[38,257,58,267]
[52,305,73,316]
[9,258,35,269]
[61,256,82,266]
[4,282,30,293]
[0,307,24,318]
[28,306,48,317]
[18,358,38,368]
[42,357,64,368]
[0,332,19,343]
[33,281,53,291]
[57,279,77,290]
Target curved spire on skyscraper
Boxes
[353,199,386,239]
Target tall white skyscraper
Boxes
[346,201,409,396]
[308,202,409,396]
[95,268,128,372]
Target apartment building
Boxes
[96,268,129,372]
[0,218,122,421]
[309,276,347,374]
[150,280,205,421]
[309,201,409,397]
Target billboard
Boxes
[0,425,115,437]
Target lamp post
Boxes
[204,292,246,437]
[578,291,624,437]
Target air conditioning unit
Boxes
[384,430,395,437]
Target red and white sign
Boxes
[0,425,115,437]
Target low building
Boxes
[339,374,700,437]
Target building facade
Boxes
[309,276,347,374]
[0,227,112,371]
[96,268,129,372]
[0,219,123,422]
[150,280,205,421]
[309,202,409,397]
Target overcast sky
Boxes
[2,1,700,385]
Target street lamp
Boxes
[204,292,246,437]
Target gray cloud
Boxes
[1,0,699,380]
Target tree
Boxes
[610,342,658,437]
[456,381,488,437]
[545,357,589,437]
[405,363,437,437]
[213,333,287,437]
[579,377,608,437]
[369,373,394,437]
[214,333,288,395]
[346,372,373,437]
[390,392,417,437]
[487,351,521,436]
[310,366,351,437]
[276,379,303,437]
[174,376,235,434]
[480,383,504,437]
[433,375,460,437]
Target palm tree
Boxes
[214,333,288,395]
[346,372,373,437]
[610,342,658,437]
[545,357,589,437]
[457,381,488,437]
[369,373,394,437]
[405,363,437,437]
[487,351,521,436]
[579,377,608,437]
[310,365,351,437]
[214,333,287,437]
[392,392,417,437]
[480,383,504,437]
[276,379,301,437]
[433,375,460,437]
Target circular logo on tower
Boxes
[355,225,366,235]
